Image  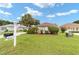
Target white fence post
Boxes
[14,21,17,47]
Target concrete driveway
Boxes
[73,33,79,35]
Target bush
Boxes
[45,31,49,34]
[48,26,59,34]
[27,27,38,34]
[61,27,66,33]
[4,29,8,32]
[40,30,43,34]
[23,29,27,32]
[17,29,27,32]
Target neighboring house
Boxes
[61,23,79,32]
[0,24,27,32]
[37,22,58,34]
[0,26,6,32]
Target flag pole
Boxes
[14,21,17,47]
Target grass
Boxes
[0,33,79,55]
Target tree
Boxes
[31,18,40,25]
[19,14,32,26]
[73,20,79,24]
[19,14,40,27]
[61,27,66,33]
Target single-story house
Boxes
[61,23,79,32]
[37,22,58,34]
[0,24,27,32]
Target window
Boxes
[76,27,78,31]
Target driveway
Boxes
[0,32,26,39]
[73,33,79,35]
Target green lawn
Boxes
[0,33,79,55]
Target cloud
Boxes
[33,3,56,8]
[33,3,64,8]
[24,7,43,16]
[0,9,12,15]
[16,17,21,20]
[0,3,12,8]
[46,9,79,19]
[56,9,79,16]
[46,14,55,18]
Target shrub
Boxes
[61,27,66,33]
[40,30,43,34]
[23,29,27,32]
[45,31,49,34]
[4,29,8,32]
[17,29,27,32]
[48,26,59,34]
[27,27,38,34]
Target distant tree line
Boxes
[0,19,13,26]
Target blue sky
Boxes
[0,3,79,25]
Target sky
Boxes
[0,3,79,25]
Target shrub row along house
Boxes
[27,22,59,34]
[37,23,59,34]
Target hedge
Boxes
[48,26,59,34]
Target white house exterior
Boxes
[0,24,27,32]
[0,26,6,32]
[38,27,48,33]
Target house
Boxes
[0,24,27,32]
[37,22,58,34]
[0,26,6,32]
[61,23,79,32]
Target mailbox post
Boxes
[14,21,17,47]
